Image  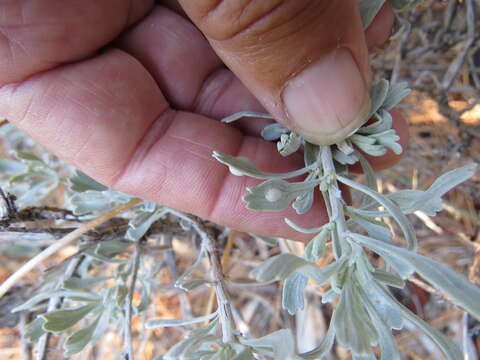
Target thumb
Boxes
[178,0,372,145]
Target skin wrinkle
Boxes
[109,107,175,189]
[0,1,153,84]
[230,0,312,43]
[192,66,235,115]
[214,0,285,41]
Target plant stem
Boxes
[124,240,142,360]
[320,146,349,258]
[204,229,236,321]
[0,198,141,299]
[169,211,236,344]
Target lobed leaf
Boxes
[63,315,101,356]
[41,303,98,333]
[244,179,319,212]
[213,151,315,180]
[241,329,296,359]
[282,272,308,315]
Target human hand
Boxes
[0,1,407,240]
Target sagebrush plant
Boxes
[0,1,479,359]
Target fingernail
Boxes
[282,48,371,146]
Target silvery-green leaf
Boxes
[244,179,319,212]
[354,151,377,192]
[351,234,480,320]
[41,303,98,332]
[162,319,219,360]
[377,285,463,360]
[164,334,217,360]
[261,123,288,141]
[370,130,402,155]
[358,0,386,28]
[333,149,358,165]
[115,285,129,307]
[251,253,337,286]
[232,349,255,360]
[349,233,414,278]
[210,345,237,360]
[383,189,441,216]
[334,279,378,355]
[250,254,309,282]
[371,270,405,289]
[330,257,351,291]
[397,164,477,215]
[24,317,46,343]
[382,82,410,110]
[68,189,131,215]
[357,285,400,360]
[277,132,302,157]
[90,301,112,343]
[305,260,344,286]
[284,218,326,234]
[176,249,206,289]
[16,151,43,162]
[354,141,387,157]
[304,227,330,262]
[8,165,59,208]
[364,164,478,217]
[338,175,417,250]
[12,290,100,313]
[350,134,376,145]
[347,209,392,243]
[292,190,314,215]
[355,259,404,329]
[63,276,112,290]
[241,329,295,359]
[213,151,314,180]
[337,140,355,155]
[136,278,151,313]
[69,170,108,192]
[303,142,319,166]
[359,109,393,135]
[282,272,308,315]
[370,79,390,115]
[83,248,128,264]
[221,111,274,124]
[95,239,131,258]
[146,310,218,329]
[350,134,387,156]
[126,208,166,241]
[0,159,27,174]
[63,315,101,356]
[300,311,337,359]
